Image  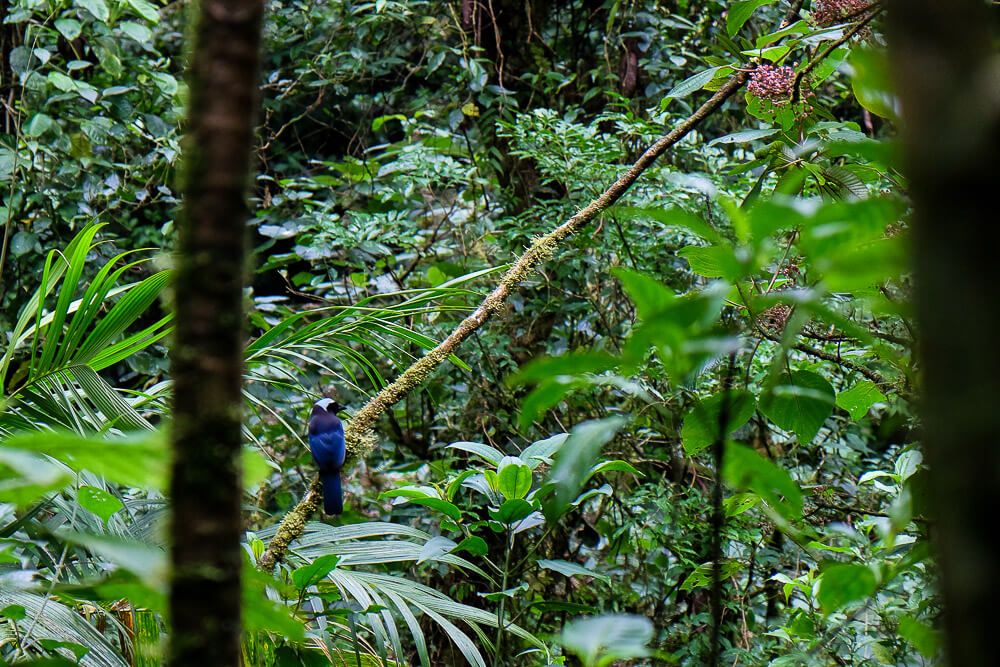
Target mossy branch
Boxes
[257,73,748,571]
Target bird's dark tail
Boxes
[322,472,343,515]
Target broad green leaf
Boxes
[509,351,618,384]
[119,21,153,43]
[125,0,160,22]
[409,498,463,521]
[517,382,577,430]
[615,208,723,244]
[490,498,535,525]
[680,560,743,591]
[380,485,440,501]
[723,443,803,520]
[818,563,878,614]
[727,0,777,36]
[678,245,742,280]
[759,370,836,442]
[707,127,779,147]
[453,536,488,557]
[418,536,456,564]
[587,460,642,477]
[76,485,124,525]
[497,456,532,500]
[849,48,898,119]
[3,430,167,489]
[542,417,626,522]
[682,390,757,455]
[243,559,305,641]
[836,380,885,420]
[897,615,939,658]
[59,531,166,589]
[664,66,725,100]
[291,554,341,589]
[0,449,71,505]
[76,0,110,22]
[561,614,653,665]
[24,113,54,137]
[54,18,82,40]
[38,639,90,661]
[446,441,505,466]
[538,559,609,582]
[520,433,568,468]
[612,268,677,318]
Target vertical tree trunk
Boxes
[169,1,264,664]
[888,2,999,665]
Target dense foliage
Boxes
[0,1,946,665]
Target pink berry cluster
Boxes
[747,64,795,104]
[811,0,869,26]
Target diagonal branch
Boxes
[258,73,749,571]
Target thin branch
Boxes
[257,73,749,570]
[792,7,882,103]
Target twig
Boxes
[792,7,882,103]
[257,73,749,570]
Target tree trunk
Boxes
[168,1,264,664]
[888,2,999,665]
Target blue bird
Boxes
[309,398,346,515]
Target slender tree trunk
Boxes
[169,1,264,664]
[887,2,999,665]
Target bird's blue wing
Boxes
[309,428,346,471]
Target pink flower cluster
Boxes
[747,64,795,104]
[811,0,869,26]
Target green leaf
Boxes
[817,563,878,614]
[682,390,757,455]
[678,245,742,280]
[1,605,26,620]
[520,433,568,468]
[614,208,723,244]
[723,443,803,520]
[664,66,725,100]
[561,614,653,665]
[408,498,463,521]
[542,417,626,522]
[727,0,777,36]
[4,430,167,489]
[538,559,609,582]
[418,536,456,564]
[291,554,341,589]
[497,456,532,500]
[707,128,779,147]
[680,559,743,591]
[453,536,488,557]
[38,639,90,661]
[76,0,110,22]
[125,0,160,22]
[0,449,71,505]
[836,380,885,421]
[243,559,306,641]
[490,498,535,525]
[119,21,153,43]
[54,18,82,40]
[510,351,618,384]
[76,486,124,525]
[446,441,505,466]
[612,268,677,318]
[897,615,939,658]
[24,113,55,138]
[759,370,836,442]
[587,460,642,477]
[849,48,898,119]
[59,531,166,589]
